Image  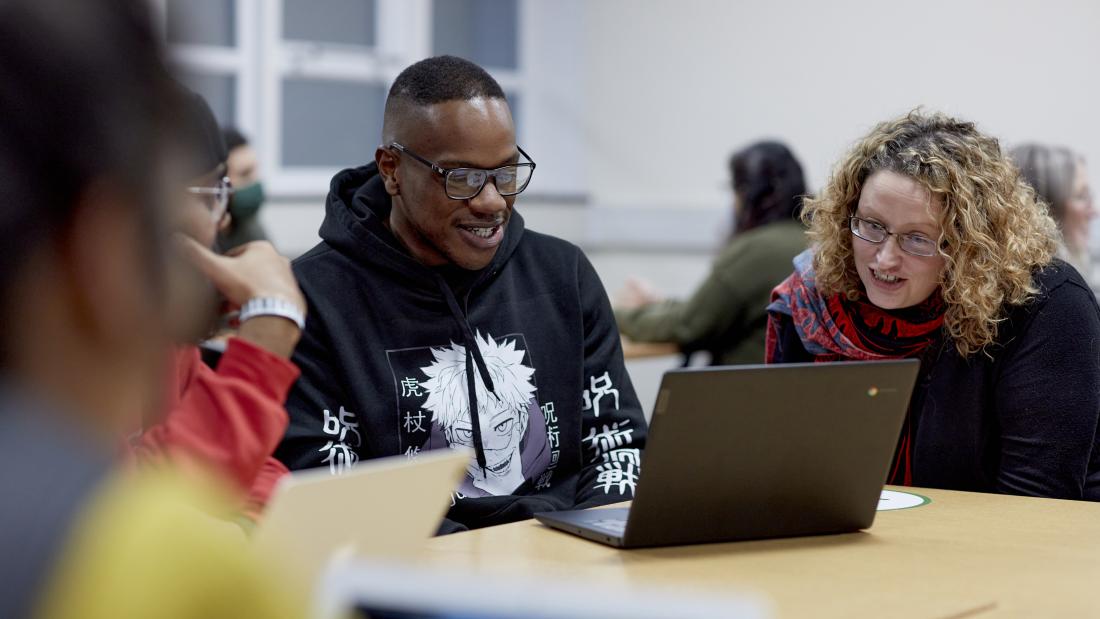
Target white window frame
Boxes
[161,0,586,200]
[158,0,260,135]
[259,0,423,196]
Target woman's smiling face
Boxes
[852,170,947,309]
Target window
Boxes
[167,0,235,47]
[162,0,258,132]
[432,0,518,69]
[283,0,377,47]
[162,0,584,198]
[281,78,386,167]
[177,70,237,125]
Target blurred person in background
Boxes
[768,111,1100,501]
[0,0,302,617]
[219,127,271,250]
[139,86,306,519]
[1010,143,1097,293]
[615,141,808,365]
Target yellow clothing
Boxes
[33,470,304,619]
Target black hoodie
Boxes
[275,163,647,530]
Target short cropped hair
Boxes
[803,110,1059,357]
[387,55,505,106]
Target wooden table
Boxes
[420,487,1100,618]
[620,336,680,359]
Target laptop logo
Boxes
[866,386,898,397]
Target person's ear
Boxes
[376,146,401,196]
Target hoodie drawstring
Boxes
[435,274,496,472]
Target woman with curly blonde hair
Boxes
[767,110,1100,500]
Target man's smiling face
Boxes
[381,97,519,270]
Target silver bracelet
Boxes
[238,296,306,330]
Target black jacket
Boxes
[276,163,647,530]
[770,261,1100,500]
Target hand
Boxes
[177,236,305,313]
[614,276,663,310]
[177,236,306,358]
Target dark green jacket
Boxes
[615,220,806,365]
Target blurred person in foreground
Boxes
[144,87,305,519]
[218,127,271,250]
[1010,143,1097,293]
[0,0,302,617]
[614,141,808,365]
[767,111,1100,500]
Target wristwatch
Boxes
[238,296,306,330]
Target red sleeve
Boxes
[134,337,299,493]
[242,457,290,521]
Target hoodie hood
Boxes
[282,161,649,522]
[317,161,526,471]
[318,162,525,292]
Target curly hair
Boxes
[803,110,1060,357]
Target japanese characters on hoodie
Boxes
[275,163,647,530]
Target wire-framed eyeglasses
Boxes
[186,176,233,222]
[848,216,940,257]
[389,142,536,200]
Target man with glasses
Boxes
[277,55,647,532]
[140,86,308,517]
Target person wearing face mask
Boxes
[218,127,270,251]
[1010,143,1098,296]
[767,111,1100,501]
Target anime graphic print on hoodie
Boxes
[389,332,552,498]
[275,162,647,530]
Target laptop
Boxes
[536,359,919,548]
[253,449,470,580]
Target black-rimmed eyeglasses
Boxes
[848,216,939,257]
[389,142,536,200]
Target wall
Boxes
[267,0,1100,281]
[583,0,1100,212]
[261,0,1100,416]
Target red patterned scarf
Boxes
[767,250,945,484]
